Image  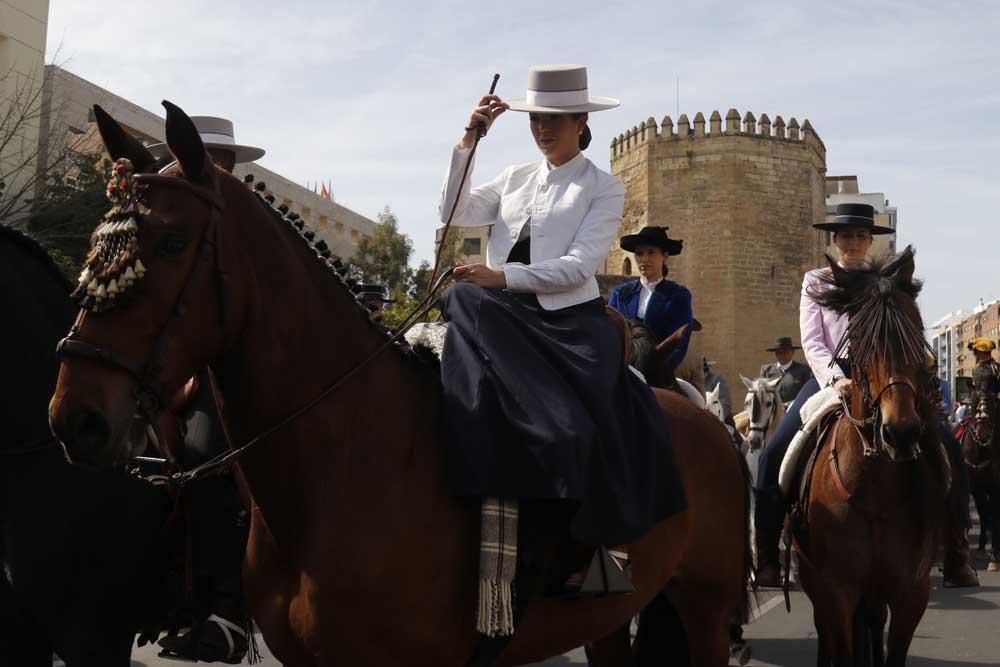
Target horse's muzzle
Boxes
[50,405,113,465]
[880,416,923,462]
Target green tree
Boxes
[351,206,413,293]
[411,230,463,298]
[27,153,111,279]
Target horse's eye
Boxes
[156,234,188,258]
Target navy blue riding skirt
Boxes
[439,282,686,546]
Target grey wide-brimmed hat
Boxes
[507,65,620,114]
[148,116,265,164]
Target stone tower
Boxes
[606,109,828,386]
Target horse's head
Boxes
[705,383,724,422]
[741,374,782,450]
[49,102,248,466]
[813,247,929,462]
[626,322,688,389]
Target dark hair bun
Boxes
[579,124,592,150]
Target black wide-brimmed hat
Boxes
[766,337,801,352]
[351,283,394,304]
[813,203,894,235]
[619,226,683,255]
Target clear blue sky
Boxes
[48,0,999,323]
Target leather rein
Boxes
[830,373,922,505]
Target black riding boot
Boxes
[941,423,980,587]
[753,491,783,588]
[159,475,249,663]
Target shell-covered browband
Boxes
[71,158,148,312]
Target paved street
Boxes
[126,544,1000,666]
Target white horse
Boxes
[737,375,785,452]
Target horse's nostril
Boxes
[64,407,111,461]
[882,418,921,453]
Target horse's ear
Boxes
[655,323,689,356]
[825,253,849,283]
[163,100,209,181]
[740,374,755,391]
[708,383,721,400]
[766,376,783,390]
[93,105,155,172]
[881,245,915,284]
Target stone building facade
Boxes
[38,65,376,259]
[930,299,1000,407]
[0,0,50,222]
[605,108,827,385]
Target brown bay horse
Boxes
[958,400,999,567]
[49,102,750,666]
[791,249,950,667]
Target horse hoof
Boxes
[730,641,752,666]
[988,561,1000,572]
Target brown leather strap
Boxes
[827,418,854,504]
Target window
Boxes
[623,258,632,276]
[462,238,482,255]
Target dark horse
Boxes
[792,248,950,666]
[0,224,172,665]
[50,102,751,666]
[958,400,999,567]
[627,321,690,391]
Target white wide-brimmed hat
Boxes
[507,64,619,114]
[147,116,265,164]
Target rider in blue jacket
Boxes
[608,226,693,373]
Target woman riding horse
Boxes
[753,203,894,586]
[968,337,1000,569]
[608,226,693,376]
[754,203,979,589]
[438,64,685,591]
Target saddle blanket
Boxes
[778,387,841,497]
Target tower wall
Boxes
[608,110,828,386]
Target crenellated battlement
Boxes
[610,107,825,160]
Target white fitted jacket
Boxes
[439,147,625,311]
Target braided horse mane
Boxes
[235,173,435,366]
[0,223,72,292]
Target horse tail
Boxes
[736,444,757,622]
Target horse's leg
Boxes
[584,623,633,667]
[988,477,1000,569]
[867,604,887,666]
[665,587,730,667]
[885,578,929,667]
[244,508,317,666]
[970,474,990,551]
[633,593,688,667]
[809,587,857,667]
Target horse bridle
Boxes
[747,385,778,438]
[841,373,922,459]
[55,175,227,465]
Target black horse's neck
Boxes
[0,227,76,449]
